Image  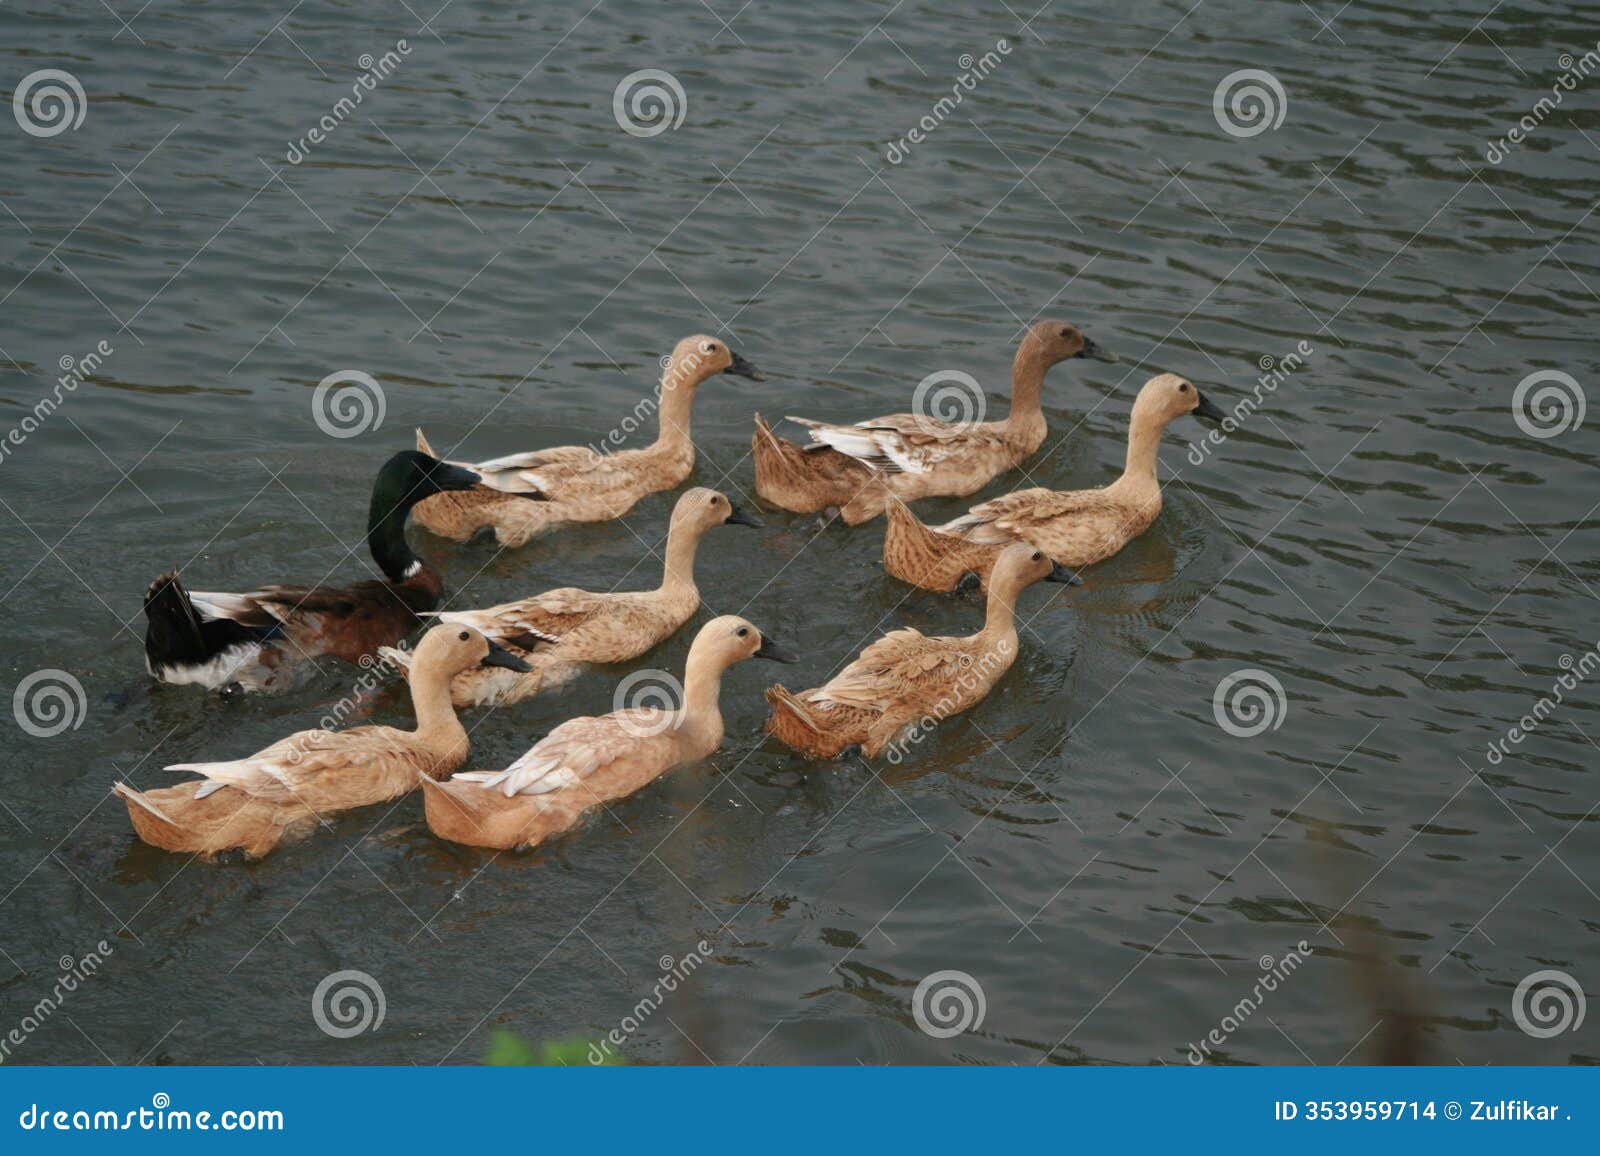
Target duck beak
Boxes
[1080,336,1119,363]
[479,642,533,672]
[433,462,483,491]
[725,502,764,528]
[725,351,766,381]
[754,635,798,663]
[1046,563,1083,585]
[1193,391,1227,424]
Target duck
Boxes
[752,320,1115,525]
[114,624,532,859]
[142,449,491,693]
[882,373,1226,592]
[382,487,762,707]
[765,543,1079,759]
[421,615,794,851]
[411,335,764,547]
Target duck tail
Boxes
[764,683,826,751]
[114,780,291,858]
[752,412,822,512]
[142,570,265,684]
[415,427,437,457]
[881,494,978,592]
[376,644,414,680]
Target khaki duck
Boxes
[765,543,1079,759]
[752,320,1115,525]
[411,335,764,547]
[421,615,795,851]
[142,450,487,693]
[382,487,762,707]
[113,624,532,859]
[882,373,1226,592]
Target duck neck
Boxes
[679,650,728,737]
[1004,343,1049,444]
[367,479,426,584]
[658,521,703,596]
[408,661,468,753]
[652,376,701,457]
[980,577,1023,648]
[1117,406,1165,487]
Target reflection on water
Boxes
[0,0,1596,1065]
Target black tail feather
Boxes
[143,571,266,673]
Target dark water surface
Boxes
[1,0,1597,1065]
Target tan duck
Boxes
[752,320,1115,525]
[412,335,764,547]
[883,373,1226,592]
[422,615,794,851]
[113,625,531,859]
[766,543,1078,759]
[382,488,761,707]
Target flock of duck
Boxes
[117,325,1225,859]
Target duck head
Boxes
[673,487,764,535]
[1020,320,1118,369]
[375,449,481,508]
[413,622,534,678]
[689,614,797,672]
[1131,372,1226,429]
[661,334,765,394]
[990,541,1083,596]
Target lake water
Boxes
[1,0,1596,1065]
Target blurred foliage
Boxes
[485,1029,623,1066]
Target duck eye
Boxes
[1179,383,1189,392]
[1059,328,1071,338]
[737,627,749,637]
[1032,552,1042,562]
[702,342,716,353]
[458,631,470,642]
